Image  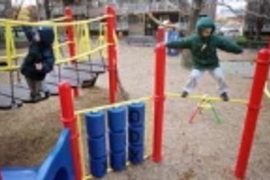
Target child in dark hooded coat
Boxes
[166,16,243,101]
[21,26,55,102]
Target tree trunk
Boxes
[255,17,264,40]
[180,0,203,69]
[44,0,51,19]
[1,0,12,18]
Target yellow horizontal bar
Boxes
[83,155,150,180]
[55,44,109,65]
[0,56,7,60]
[166,93,248,104]
[0,53,27,60]
[51,16,67,22]
[0,65,19,71]
[54,41,71,48]
[76,96,152,115]
[0,16,67,27]
[53,15,109,27]
[0,15,110,27]
[0,41,70,61]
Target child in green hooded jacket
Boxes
[166,16,243,101]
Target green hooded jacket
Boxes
[166,17,243,70]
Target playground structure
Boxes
[0,5,121,109]
[1,14,270,180]
[0,80,152,180]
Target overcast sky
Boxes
[11,0,37,7]
[217,0,246,17]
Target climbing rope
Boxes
[114,32,130,100]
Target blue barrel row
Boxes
[85,102,145,178]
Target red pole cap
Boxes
[256,48,270,64]
[157,26,165,43]
[65,6,72,15]
[64,6,73,21]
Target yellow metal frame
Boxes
[0,15,110,27]
[74,91,254,179]
[166,93,248,105]
[0,14,114,72]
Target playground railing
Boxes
[0,11,114,71]
[59,81,153,180]
[0,6,119,106]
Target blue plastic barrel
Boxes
[128,145,144,165]
[109,131,126,153]
[108,107,126,133]
[128,126,144,145]
[88,136,106,159]
[110,151,126,171]
[85,111,105,138]
[90,156,108,178]
[128,102,145,127]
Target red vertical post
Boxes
[106,6,117,103]
[156,25,165,43]
[234,49,270,179]
[65,7,76,64]
[152,27,166,162]
[59,81,82,180]
[112,13,118,94]
[64,7,79,97]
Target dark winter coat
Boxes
[21,26,55,80]
[166,17,243,70]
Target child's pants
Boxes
[25,77,48,96]
[183,67,228,95]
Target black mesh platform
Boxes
[51,68,98,88]
[15,81,59,96]
[0,85,47,103]
[63,60,107,74]
[0,95,22,110]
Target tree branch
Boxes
[217,2,270,20]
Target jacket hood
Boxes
[196,16,215,35]
[37,26,55,45]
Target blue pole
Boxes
[128,102,145,165]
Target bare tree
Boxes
[217,1,270,39]
[181,0,204,68]
[1,0,13,18]
[245,0,270,39]
[187,0,204,34]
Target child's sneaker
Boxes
[220,92,229,101]
[181,91,189,98]
[30,93,42,103]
